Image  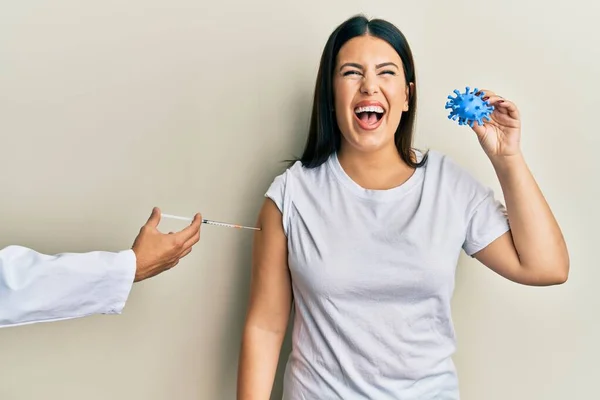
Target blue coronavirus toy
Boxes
[445,86,494,127]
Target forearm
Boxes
[237,324,287,399]
[490,153,569,279]
[0,245,135,327]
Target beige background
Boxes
[0,1,598,399]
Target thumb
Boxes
[146,207,161,228]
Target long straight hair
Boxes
[296,14,427,168]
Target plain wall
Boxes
[1,1,598,399]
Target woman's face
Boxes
[333,35,410,155]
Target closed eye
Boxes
[342,70,396,77]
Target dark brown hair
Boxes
[296,14,427,168]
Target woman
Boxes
[237,14,569,399]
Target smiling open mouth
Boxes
[354,105,385,127]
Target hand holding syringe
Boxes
[161,213,261,231]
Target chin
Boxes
[343,130,393,154]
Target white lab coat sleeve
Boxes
[0,245,136,328]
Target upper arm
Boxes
[244,198,292,334]
[462,194,536,285]
[473,230,562,286]
[455,174,534,284]
[472,230,528,283]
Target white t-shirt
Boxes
[265,149,510,399]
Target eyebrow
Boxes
[339,62,399,70]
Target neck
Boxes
[337,143,415,190]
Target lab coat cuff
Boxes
[106,249,136,314]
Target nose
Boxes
[360,73,379,95]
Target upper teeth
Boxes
[355,105,384,114]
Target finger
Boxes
[483,95,504,107]
[478,89,517,116]
[174,225,200,257]
[477,90,505,112]
[494,99,520,119]
[179,246,193,259]
[175,212,203,241]
[478,89,513,110]
[476,89,503,105]
[145,207,161,228]
[476,89,495,99]
[180,231,200,255]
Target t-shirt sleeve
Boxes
[264,168,291,235]
[462,187,510,257]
